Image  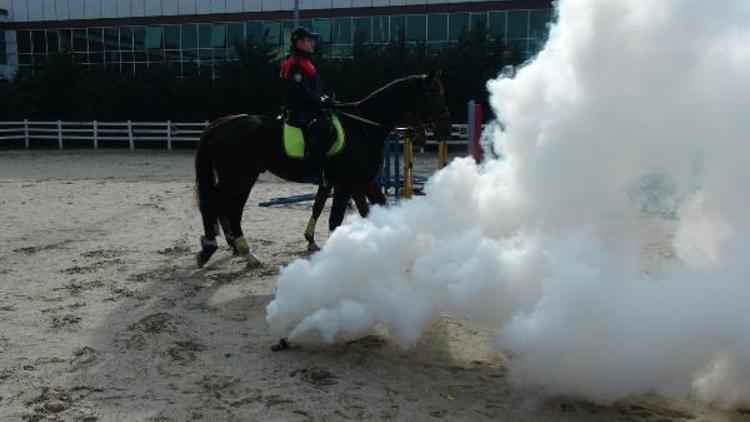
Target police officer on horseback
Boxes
[280,26,337,185]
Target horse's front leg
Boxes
[305,184,332,252]
[351,186,370,218]
[228,177,261,267]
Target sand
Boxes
[0,150,746,422]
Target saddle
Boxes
[282,113,345,159]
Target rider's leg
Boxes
[304,116,335,185]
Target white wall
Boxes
[2,0,490,21]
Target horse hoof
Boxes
[196,253,207,268]
[307,242,320,252]
[245,252,262,268]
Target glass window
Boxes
[428,14,447,42]
[211,24,226,48]
[489,11,506,40]
[47,30,59,53]
[88,28,103,52]
[281,20,293,48]
[59,30,72,52]
[372,16,388,43]
[18,31,32,54]
[90,51,104,65]
[313,19,331,43]
[105,50,120,65]
[133,26,146,51]
[32,31,46,54]
[104,28,119,51]
[73,29,87,52]
[529,9,551,39]
[198,23,212,48]
[227,22,244,48]
[120,27,133,51]
[0,32,6,64]
[406,15,426,41]
[353,17,371,43]
[390,16,405,41]
[149,48,164,63]
[507,10,529,39]
[262,21,281,44]
[146,26,163,49]
[449,13,468,41]
[164,25,180,49]
[182,24,197,49]
[246,21,263,42]
[470,12,487,30]
[333,18,352,44]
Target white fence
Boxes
[0,120,473,150]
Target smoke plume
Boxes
[267,0,750,407]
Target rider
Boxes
[280,26,337,185]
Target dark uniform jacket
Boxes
[280,49,326,127]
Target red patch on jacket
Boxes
[280,55,317,79]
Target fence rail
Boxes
[0,120,476,150]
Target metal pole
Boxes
[57,119,63,149]
[128,120,134,150]
[93,120,98,149]
[294,0,299,28]
[166,120,172,151]
[23,119,29,149]
[404,132,414,198]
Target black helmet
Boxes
[291,26,319,43]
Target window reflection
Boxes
[13,8,552,74]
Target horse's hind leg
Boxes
[197,182,243,268]
[198,198,221,268]
[219,217,236,254]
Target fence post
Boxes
[93,120,98,149]
[23,119,29,149]
[128,120,134,150]
[167,120,172,151]
[403,132,414,198]
[57,119,63,149]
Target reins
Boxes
[335,109,448,133]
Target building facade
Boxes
[0,0,553,80]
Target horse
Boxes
[194,71,451,268]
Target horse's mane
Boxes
[340,74,424,108]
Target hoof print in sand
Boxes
[168,339,207,364]
[289,367,337,387]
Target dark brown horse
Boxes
[194,72,451,268]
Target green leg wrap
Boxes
[234,236,250,255]
[304,217,317,243]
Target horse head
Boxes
[401,70,452,147]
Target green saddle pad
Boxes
[283,113,345,159]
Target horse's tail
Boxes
[194,124,217,211]
[194,115,248,210]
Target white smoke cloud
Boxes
[267,0,750,407]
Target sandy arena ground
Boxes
[0,150,747,422]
